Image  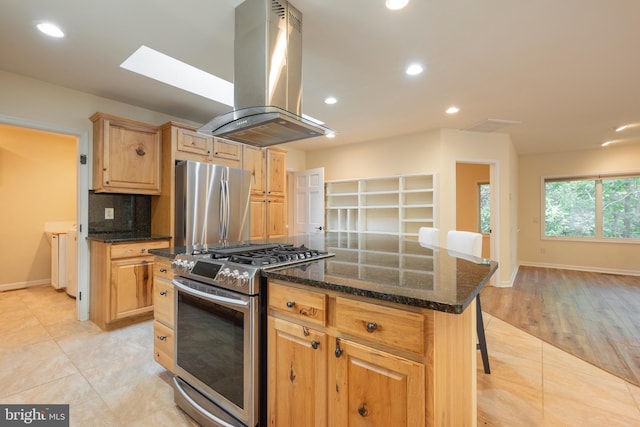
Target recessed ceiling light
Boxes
[121,45,234,106]
[37,22,65,38]
[326,131,336,139]
[446,106,460,114]
[406,63,423,76]
[386,0,409,10]
[324,96,337,105]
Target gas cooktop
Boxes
[171,243,333,295]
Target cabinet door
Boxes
[266,148,286,197]
[331,338,425,427]
[176,127,212,158]
[267,197,286,238]
[110,256,154,321]
[103,122,161,194]
[268,316,327,427]
[243,145,266,196]
[250,197,267,240]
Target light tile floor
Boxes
[1,285,639,426]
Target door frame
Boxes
[0,113,90,320]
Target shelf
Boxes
[325,174,437,237]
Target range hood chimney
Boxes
[198,0,331,147]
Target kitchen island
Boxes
[151,232,497,427]
[261,232,497,427]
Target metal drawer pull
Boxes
[335,338,343,358]
[157,335,167,341]
[286,301,296,308]
[358,404,368,417]
[159,268,167,273]
[311,340,320,350]
[366,322,378,333]
[159,290,168,296]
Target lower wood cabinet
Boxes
[330,338,425,427]
[267,281,424,427]
[89,239,170,330]
[267,316,327,427]
[152,256,175,372]
[267,279,476,427]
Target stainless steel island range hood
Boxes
[198,0,331,147]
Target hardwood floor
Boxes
[481,266,640,387]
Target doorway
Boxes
[455,162,495,260]
[0,118,89,320]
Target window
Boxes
[544,174,640,240]
[478,182,491,234]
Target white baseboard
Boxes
[0,279,50,292]
[518,261,640,277]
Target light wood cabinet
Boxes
[153,256,175,372]
[90,112,162,194]
[267,279,477,427]
[267,316,328,427]
[331,338,425,427]
[89,239,170,330]
[243,146,287,239]
[173,124,242,168]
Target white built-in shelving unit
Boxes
[325,174,437,238]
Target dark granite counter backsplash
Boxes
[88,191,151,235]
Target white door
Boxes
[292,168,325,234]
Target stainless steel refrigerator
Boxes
[174,161,251,248]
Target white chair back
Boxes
[446,230,482,257]
[418,227,439,247]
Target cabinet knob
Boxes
[311,340,320,350]
[157,335,167,341]
[286,301,296,308]
[135,147,146,156]
[334,338,343,358]
[159,268,167,273]
[366,322,378,333]
[159,290,167,296]
[140,248,146,253]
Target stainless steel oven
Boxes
[171,243,333,427]
[173,275,259,427]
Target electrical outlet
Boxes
[105,208,114,220]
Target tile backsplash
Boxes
[88,191,151,234]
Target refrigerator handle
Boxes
[219,178,227,243]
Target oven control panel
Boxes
[171,254,261,294]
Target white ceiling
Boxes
[2,0,640,154]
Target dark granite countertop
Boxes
[87,233,172,243]
[150,232,498,314]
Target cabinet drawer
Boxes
[154,279,175,327]
[269,282,327,326]
[153,321,175,371]
[153,257,173,281]
[111,240,170,259]
[335,297,425,354]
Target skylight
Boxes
[120,45,234,107]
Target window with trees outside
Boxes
[478,182,491,234]
[544,174,640,240]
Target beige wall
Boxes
[519,144,640,274]
[0,124,77,287]
[306,128,519,286]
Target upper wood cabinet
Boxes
[171,123,242,168]
[266,147,286,197]
[243,146,288,239]
[90,112,162,194]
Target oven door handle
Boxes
[172,279,250,308]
